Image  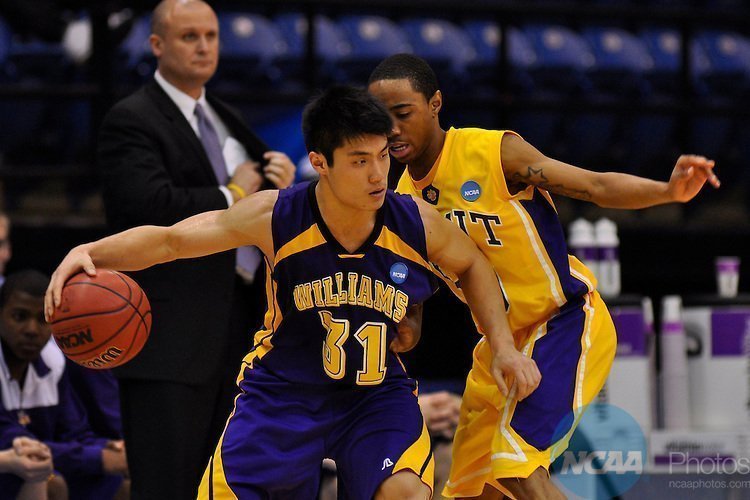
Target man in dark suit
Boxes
[96,1,295,498]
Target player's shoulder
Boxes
[385,189,422,212]
[442,127,508,165]
[103,85,160,130]
[250,189,281,212]
[272,182,313,215]
[449,126,509,145]
[383,191,436,233]
[277,181,310,199]
[395,192,441,225]
[228,189,279,231]
[269,182,316,226]
[110,84,155,113]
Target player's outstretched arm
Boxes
[501,133,719,209]
[416,197,541,401]
[45,190,278,320]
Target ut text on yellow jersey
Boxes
[396,127,596,332]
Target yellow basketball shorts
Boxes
[444,291,616,498]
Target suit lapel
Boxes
[145,80,219,184]
[207,94,269,162]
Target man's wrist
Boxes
[488,334,516,356]
[227,182,247,201]
[0,449,12,469]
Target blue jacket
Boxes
[0,339,108,478]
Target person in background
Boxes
[95,1,296,497]
[65,363,121,441]
[0,270,127,499]
[0,432,58,500]
[0,212,12,289]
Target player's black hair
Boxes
[0,270,49,308]
[302,85,393,165]
[368,53,439,101]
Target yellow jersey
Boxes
[396,127,596,332]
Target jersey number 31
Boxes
[319,310,387,385]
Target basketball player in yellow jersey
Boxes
[369,54,720,500]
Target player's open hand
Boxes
[45,245,97,322]
[667,154,720,202]
[263,151,296,189]
[490,344,541,401]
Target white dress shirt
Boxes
[155,70,251,207]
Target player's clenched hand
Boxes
[490,344,541,401]
[3,437,53,482]
[1,449,53,482]
[45,245,96,322]
[263,151,296,189]
[667,154,720,202]
[13,437,50,461]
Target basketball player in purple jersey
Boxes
[45,86,540,498]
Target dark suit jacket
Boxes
[97,79,268,385]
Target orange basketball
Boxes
[50,269,151,369]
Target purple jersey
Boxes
[198,182,438,498]
[244,181,438,387]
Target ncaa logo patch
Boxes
[390,263,409,284]
[461,180,481,202]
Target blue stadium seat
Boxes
[336,15,412,83]
[461,20,557,151]
[118,15,155,84]
[522,24,594,95]
[649,0,696,6]
[0,17,10,81]
[694,30,750,98]
[520,25,597,162]
[399,18,476,90]
[582,27,653,97]
[629,29,713,172]
[6,28,70,83]
[216,13,287,88]
[573,28,657,169]
[702,0,746,10]
[0,17,75,162]
[463,20,536,94]
[640,28,711,96]
[639,29,738,167]
[251,106,307,182]
[273,13,350,86]
[687,31,750,162]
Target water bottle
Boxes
[568,218,599,280]
[642,296,659,430]
[595,218,621,297]
[660,295,691,430]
